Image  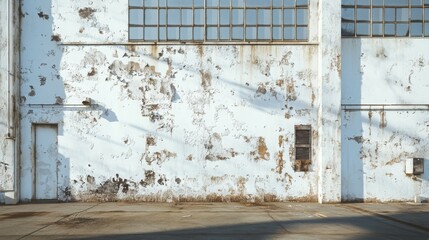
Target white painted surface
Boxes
[3,0,425,204]
[342,39,429,202]
[0,0,18,202]
[17,0,323,202]
[35,125,58,200]
[317,0,342,203]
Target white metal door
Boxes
[35,124,58,200]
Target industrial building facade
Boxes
[0,0,428,204]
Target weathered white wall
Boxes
[317,0,342,203]
[0,0,10,203]
[19,0,323,202]
[342,39,429,202]
[0,0,19,204]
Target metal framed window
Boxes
[342,0,429,37]
[294,125,311,172]
[129,0,309,42]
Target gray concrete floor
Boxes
[0,202,428,240]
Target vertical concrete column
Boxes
[0,0,20,204]
[317,0,342,203]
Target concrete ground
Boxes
[0,202,428,240]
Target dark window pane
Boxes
[207,0,218,7]
[194,9,204,25]
[130,0,143,7]
[385,8,395,22]
[297,27,308,40]
[160,9,166,25]
[167,27,179,40]
[273,9,282,25]
[246,27,257,40]
[273,0,283,7]
[373,23,383,36]
[220,27,229,40]
[425,24,429,37]
[258,9,271,25]
[411,22,423,36]
[258,27,270,40]
[246,0,271,7]
[273,27,282,40]
[284,0,294,7]
[232,0,244,7]
[159,27,167,40]
[232,9,244,25]
[397,23,409,36]
[194,27,204,40]
[373,8,383,22]
[220,10,230,25]
[207,9,218,25]
[129,9,143,25]
[129,27,143,40]
[411,0,423,6]
[144,0,158,7]
[220,0,229,7]
[168,9,180,24]
[182,9,193,26]
[180,27,192,40]
[357,8,370,21]
[194,0,203,7]
[246,9,257,25]
[396,8,409,21]
[343,0,354,5]
[356,23,370,35]
[284,9,295,25]
[373,0,383,6]
[356,0,370,6]
[284,27,295,39]
[168,0,192,7]
[207,27,218,40]
[145,9,158,25]
[232,27,244,40]
[145,27,157,40]
[385,0,408,6]
[296,0,308,7]
[385,23,395,36]
[342,8,355,22]
[342,23,355,36]
[297,9,308,25]
[411,8,423,21]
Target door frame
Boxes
[31,123,59,201]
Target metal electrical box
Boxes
[405,158,424,175]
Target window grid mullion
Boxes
[129,0,309,42]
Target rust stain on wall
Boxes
[140,170,156,187]
[255,137,270,160]
[379,111,387,129]
[276,152,284,174]
[200,70,212,90]
[285,79,297,101]
[78,7,96,19]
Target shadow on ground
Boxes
[56,211,429,240]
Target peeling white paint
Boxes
[16,0,324,203]
[342,39,429,202]
[3,0,426,204]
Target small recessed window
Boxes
[294,125,311,172]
